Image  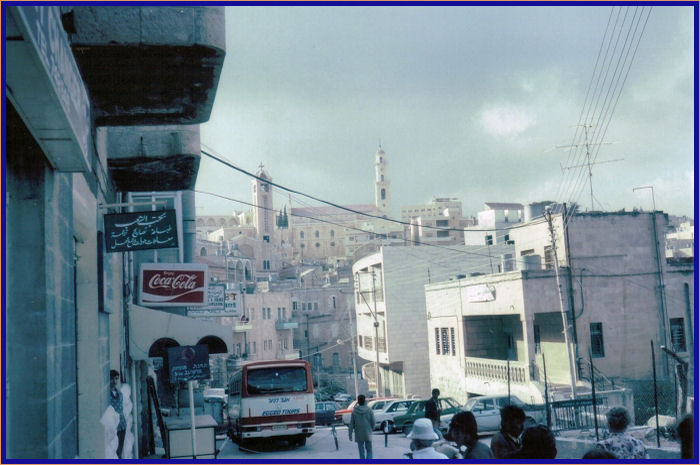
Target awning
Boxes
[129,304,231,360]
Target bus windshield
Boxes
[246,366,308,394]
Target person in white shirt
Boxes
[404,418,448,459]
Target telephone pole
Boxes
[371,270,381,396]
[544,207,577,399]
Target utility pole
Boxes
[544,207,577,399]
[371,270,381,396]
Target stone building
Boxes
[4,5,226,459]
[425,211,694,414]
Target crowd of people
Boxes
[346,391,694,460]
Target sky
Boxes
[196,5,696,220]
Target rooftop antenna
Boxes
[558,124,622,211]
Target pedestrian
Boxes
[677,414,693,459]
[404,418,448,459]
[348,394,375,459]
[490,405,525,458]
[583,448,617,459]
[596,407,648,459]
[110,370,127,459]
[444,411,494,459]
[424,388,443,438]
[505,424,557,459]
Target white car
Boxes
[462,395,544,433]
[369,399,416,433]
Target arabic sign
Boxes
[104,210,178,253]
[168,344,210,383]
[187,284,231,317]
[139,263,207,307]
[465,284,496,302]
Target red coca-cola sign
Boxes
[139,263,208,306]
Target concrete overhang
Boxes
[99,125,200,191]
[129,304,231,361]
[69,6,225,126]
[5,6,92,172]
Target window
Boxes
[277,307,281,319]
[315,242,320,248]
[300,243,305,248]
[267,308,271,319]
[436,220,448,227]
[590,322,605,357]
[670,318,687,352]
[330,241,335,247]
[450,328,456,356]
[434,328,440,355]
[293,301,298,311]
[504,234,510,242]
[314,302,318,311]
[302,303,306,311]
[381,188,386,200]
[486,235,493,245]
[520,249,535,256]
[315,230,320,238]
[441,328,449,355]
[200,247,207,256]
[437,230,449,238]
[300,231,304,239]
[544,245,554,270]
[330,230,335,238]
[534,324,541,354]
[332,296,336,309]
[252,341,256,354]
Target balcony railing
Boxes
[275,319,298,330]
[464,356,528,384]
[232,319,252,332]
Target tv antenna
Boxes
[558,124,622,211]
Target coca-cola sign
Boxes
[139,263,208,307]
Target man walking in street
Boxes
[349,395,375,459]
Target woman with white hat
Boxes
[404,418,449,459]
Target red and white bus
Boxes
[227,360,315,446]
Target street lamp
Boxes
[632,185,656,212]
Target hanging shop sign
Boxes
[104,210,178,252]
[139,263,207,307]
[167,344,210,383]
[187,284,233,317]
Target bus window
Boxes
[247,366,308,394]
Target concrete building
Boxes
[4,5,226,459]
[352,244,514,398]
[464,202,524,246]
[426,211,694,415]
[665,218,694,258]
[402,197,469,245]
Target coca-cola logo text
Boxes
[148,273,198,291]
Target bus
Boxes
[227,360,315,447]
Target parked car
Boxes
[463,395,545,433]
[334,392,353,403]
[370,399,416,433]
[391,397,463,435]
[315,401,340,426]
[335,397,396,425]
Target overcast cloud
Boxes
[197,5,695,219]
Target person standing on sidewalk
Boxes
[110,370,127,459]
[349,395,375,459]
[425,388,443,438]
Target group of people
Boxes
[347,390,693,460]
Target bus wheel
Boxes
[296,437,306,447]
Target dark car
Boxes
[315,401,340,426]
[391,397,463,435]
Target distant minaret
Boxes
[374,144,392,216]
[253,163,273,242]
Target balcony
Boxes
[464,357,528,384]
[275,319,298,330]
[232,319,252,332]
[69,6,225,126]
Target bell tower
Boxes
[253,163,273,242]
[374,144,391,216]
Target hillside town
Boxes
[2,4,695,461]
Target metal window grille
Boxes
[441,328,449,355]
[450,328,456,356]
[435,328,440,355]
[534,324,541,354]
[590,322,605,357]
[670,318,687,352]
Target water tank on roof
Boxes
[501,254,515,272]
[521,254,541,271]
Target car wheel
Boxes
[382,421,393,434]
[402,423,413,436]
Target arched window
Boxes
[300,231,304,239]
[330,230,335,238]
[381,175,384,181]
[381,188,386,200]
[315,242,320,248]
[315,230,320,238]
[200,247,207,256]
[330,241,335,247]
